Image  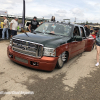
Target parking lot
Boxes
[0,40,100,100]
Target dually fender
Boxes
[85,38,95,51]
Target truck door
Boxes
[70,26,82,58]
[80,27,87,52]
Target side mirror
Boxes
[73,36,82,41]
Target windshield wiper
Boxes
[34,31,42,33]
[46,32,57,35]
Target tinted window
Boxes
[80,27,85,37]
[73,26,80,36]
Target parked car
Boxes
[7,22,95,71]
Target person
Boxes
[84,24,90,36]
[10,17,18,38]
[46,24,56,34]
[40,21,43,25]
[95,30,100,66]
[90,27,94,34]
[51,16,55,22]
[1,16,9,39]
[95,28,99,35]
[73,28,78,36]
[30,16,39,32]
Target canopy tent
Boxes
[93,25,100,28]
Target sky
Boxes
[0,0,100,23]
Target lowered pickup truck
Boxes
[7,22,95,71]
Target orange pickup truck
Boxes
[7,22,95,71]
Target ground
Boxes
[0,40,100,100]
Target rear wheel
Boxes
[56,52,68,69]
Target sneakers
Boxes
[95,62,99,66]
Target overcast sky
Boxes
[0,0,100,23]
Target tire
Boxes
[56,52,68,69]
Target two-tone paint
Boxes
[7,23,95,71]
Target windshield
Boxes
[35,23,72,36]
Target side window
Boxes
[73,26,80,36]
[80,27,85,38]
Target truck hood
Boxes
[13,32,71,48]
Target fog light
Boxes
[9,54,13,58]
[30,61,39,66]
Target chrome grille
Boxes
[12,38,43,58]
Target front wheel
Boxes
[56,52,68,69]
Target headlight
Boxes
[43,47,56,57]
[9,39,12,47]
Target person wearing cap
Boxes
[10,17,18,38]
[1,16,9,39]
[30,16,39,32]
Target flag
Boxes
[22,0,25,28]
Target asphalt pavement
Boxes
[0,40,100,100]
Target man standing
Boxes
[51,16,55,22]
[10,17,18,38]
[30,16,39,32]
[1,16,9,39]
[84,24,90,37]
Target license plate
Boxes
[15,56,28,64]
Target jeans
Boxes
[2,28,9,39]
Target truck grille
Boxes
[12,38,43,58]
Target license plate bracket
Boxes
[15,56,28,64]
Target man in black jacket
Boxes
[30,16,39,32]
[84,24,90,36]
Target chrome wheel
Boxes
[58,55,63,67]
[56,52,67,69]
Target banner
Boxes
[0,10,7,15]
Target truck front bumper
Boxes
[7,46,58,71]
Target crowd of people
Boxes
[0,15,57,39]
[84,24,100,67]
[84,24,99,39]
[1,16,18,39]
